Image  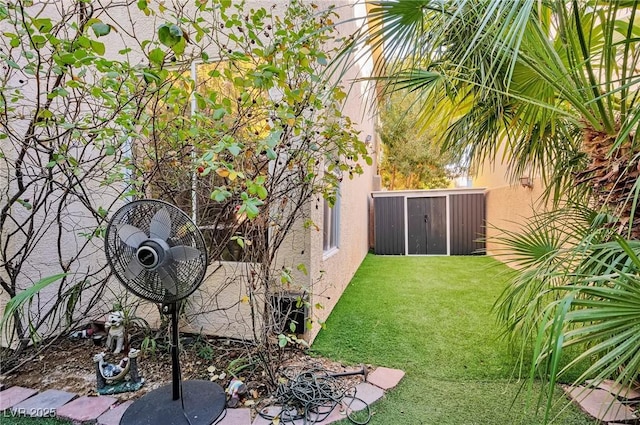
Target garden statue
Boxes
[94,349,144,395]
[226,378,248,408]
[104,310,126,354]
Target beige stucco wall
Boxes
[472,161,547,259]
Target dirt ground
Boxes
[0,332,368,407]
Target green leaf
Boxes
[149,48,165,65]
[91,22,111,37]
[17,199,32,210]
[265,148,276,160]
[278,334,288,348]
[137,0,148,10]
[33,18,52,33]
[90,40,105,55]
[231,236,245,248]
[256,186,268,200]
[59,53,76,65]
[142,70,161,84]
[297,263,308,275]
[227,144,241,156]
[171,37,186,55]
[73,49,88,60]
[6,59,20,69]
[1,274,68,335]
[265,129,282,148]
[212,108,226,120]
[158,23,182,48]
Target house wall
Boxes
[471,161,546,259]
[302,1,377,343]
[307,149,376,343]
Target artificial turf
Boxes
[0,415,70,425]
[311,254,597,425]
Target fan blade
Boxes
[169,245,201,262]
[124,258,144,280]
[149,208,172,241]
[158,266,177,295]
[117,224,147,248]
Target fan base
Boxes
[119,380,226,425]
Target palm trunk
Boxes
[576,124,640,238]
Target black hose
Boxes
[257,367,373,425]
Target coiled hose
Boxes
[257,367,372,425]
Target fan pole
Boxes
[170,302,181,401]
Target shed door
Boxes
[407,197,447,255]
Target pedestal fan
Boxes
[104,199,225,425]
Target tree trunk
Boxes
[390,165,397,190]
[576,125,640,238]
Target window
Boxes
[139,60,268,262]
[323,190,340,252]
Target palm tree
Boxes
[347,0,640,420]
[356,0,640,232]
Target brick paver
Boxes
[1,368,403,425]
[11,389,76,417]
[97,400,133,425]
[586,379,640,400]
[56,395,117,422]
[0,386,38,411]
[352,382,384,406]
[218,407,251,425]
[565,386,638,423]
[367,367,405,390]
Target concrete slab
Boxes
[11,389,76,417]
[586,379,640,400]
[0,386,38,411]
[564,386,638,423]
[352,382,384,407]
[56,395,117,422]
[218,407,251,425]
[252,406,285,425]
[367,367,405,390]
[97,400,133,425]
[254,404,354,425]
[321,405,348,424]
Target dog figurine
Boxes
[104,311,126,354]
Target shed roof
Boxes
[371,188,486,198]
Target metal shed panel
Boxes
[449,194,485,255]
[407,197,447,255]
[374,196,405,255]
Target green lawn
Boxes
[311,255,597,425]
[0,415,69,425]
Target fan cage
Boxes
[105,199,208,304]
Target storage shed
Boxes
[372,188,486,256]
